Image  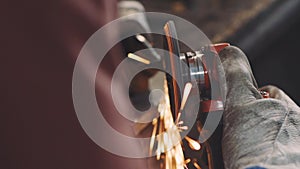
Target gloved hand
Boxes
[219,46,300,169]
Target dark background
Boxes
[228,0,300,105]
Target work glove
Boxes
[219,46,300,169]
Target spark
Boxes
[184,158,191,164]
[150,118,158,156]
[185,136,201,151]
[175,112,181,125]
[180,82,192,111]
[183,159,191,169]
[136,34,146,42]
[176,83,192,126]
[178,126,188,131]
[177,121,184,125]
[193,161,202,169]
[128,53,150,64]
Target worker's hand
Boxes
[219,46,300,169]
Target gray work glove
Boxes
[219,46,300,169]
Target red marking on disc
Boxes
[211,43,230,53]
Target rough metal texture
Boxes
[220,46,300,169]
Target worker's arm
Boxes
[220,46,300,169]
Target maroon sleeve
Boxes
[0,0,149,168]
